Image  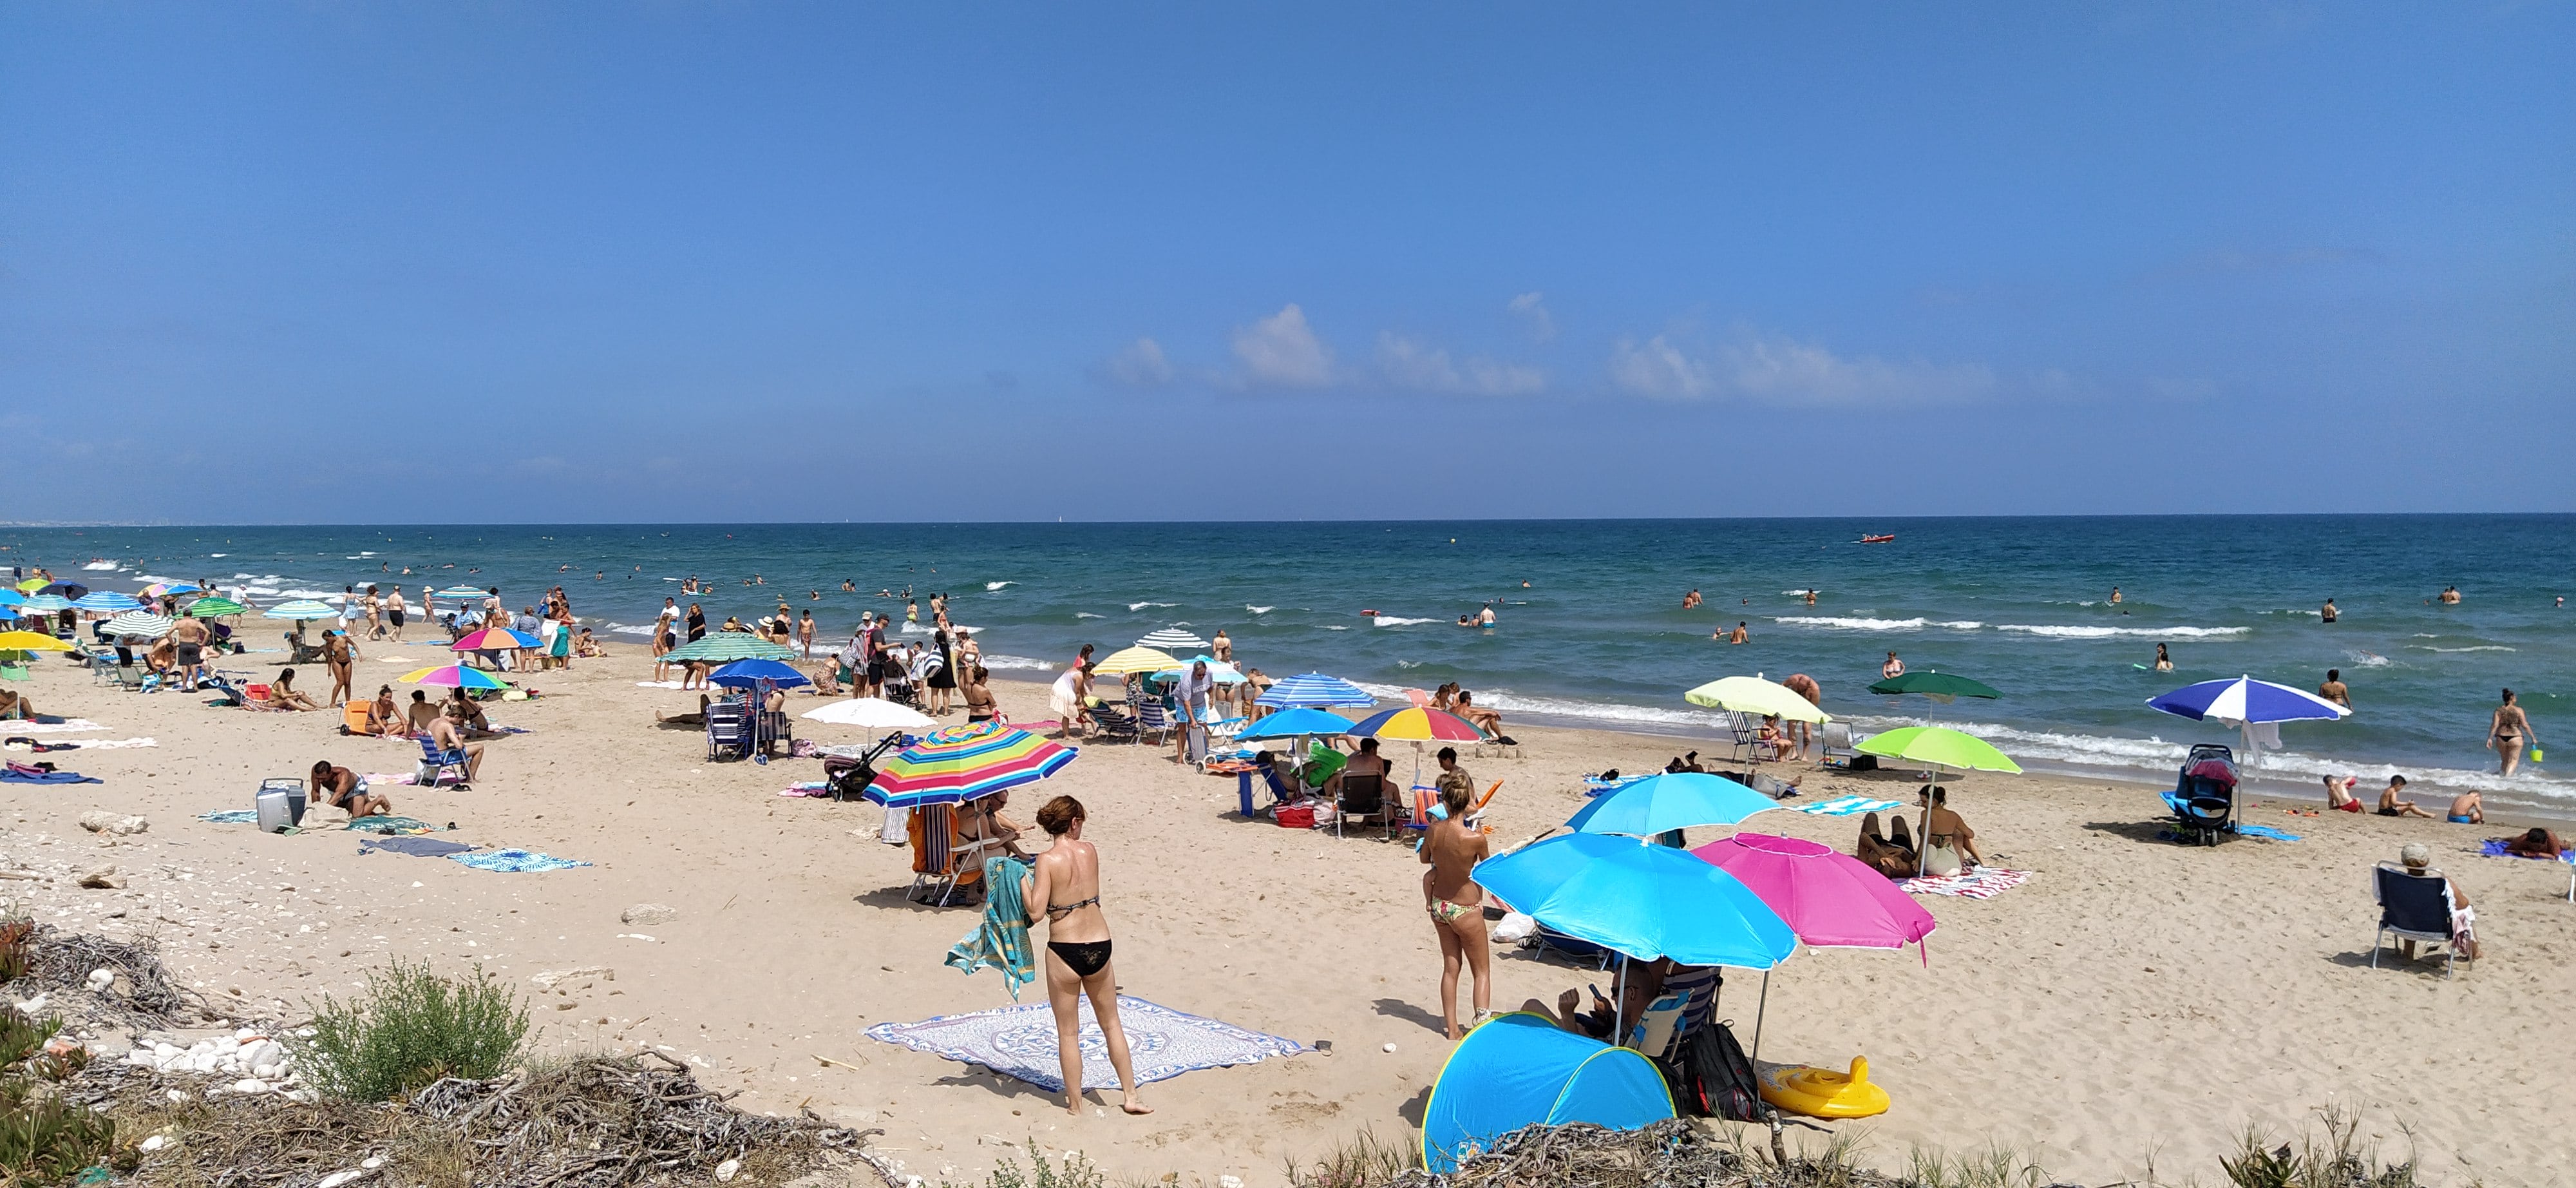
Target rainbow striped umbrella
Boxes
[864,721,1078,808]
[452,628,542,651]
[399,665,509,691]
[138,582,201,599]
[1347,706,1484,742]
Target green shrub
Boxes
[298,961,530,1102]
[950,1140,1104,1188]
[0,919,115,1184]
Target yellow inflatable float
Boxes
[1757,1055,1890,1119]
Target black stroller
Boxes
[823,731,908,803]
[2164,743,2239,845]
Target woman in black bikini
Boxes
[1021,796,1150,1118]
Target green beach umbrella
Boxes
[1866,670,2001,725]
[661,633,796,664]
[186,596,247,618]
[1855,726,2022,877]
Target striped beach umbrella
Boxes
[864,722,1078,808]
[660,633,795,663]
[100,611,176,639]
[1347,706,1483,742]
[399,665,509,690]
[435,586,491,599]
[185,596,247,618]
[1090,646,1180,676]
[1255,671,1377,709]
[1135,628,1209,651]
[263,599,337,621]
[14,595,73,614]
[451,628,542,651]
[72,591,144,613]
[138,582,201,599]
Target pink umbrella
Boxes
[1690,831,1937,1071]
[1692,832,1935,952]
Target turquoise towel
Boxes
[946,856,1036,999]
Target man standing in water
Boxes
[2318,669,2351,709]
[2490,689,2539,778]
[2110,586,2123,605]
[2321,597,2338,624]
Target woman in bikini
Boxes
[1020,796,1150,1118]
[1419,775,1492,1040]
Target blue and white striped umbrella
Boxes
[71,591,144,613]
[1255,671,1378,709]
[263,599,338,621]
[100,611,176,638]
[15,595,73,614]
[2147,676,2351,725]
[1135,628,1209,651]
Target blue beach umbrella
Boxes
[0,589,25,607]
[1234,707,1355,742]
[1565,772,1777,839]
[435,586,491,599]
[71,591,144,613]
[264,599,337,622]
[1255,671,1377,709]
[15,595,73,614]
[709,658,811,689]
[2148,675,2349,769]
[1474,832,1796,970]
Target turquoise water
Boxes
[10,516,2571,811]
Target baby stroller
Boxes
[880,650,922,709]
[2164,743,2238,845]
[823,731,907,803]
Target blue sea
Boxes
[10,517,2571,813]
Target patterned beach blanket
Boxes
[1791,796,1904,818]
[343,815,439,835]
[361,836,477,858]
[198,809,260,824]
[866,995,1303,1093]
[1,720,104,734]
[1897,868,2031,899]
[447,848,589,872]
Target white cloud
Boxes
[1506,291,1556,341]
[1610,329,1993,406]
[1229,304,1334,387]
[1607,335,1712,399]
[1376,332,1545,396]
[1104,337,1174,387]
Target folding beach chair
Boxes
[1134,699,1176,746]
[1819,722,1866,769]
[416,737,469,788]
[1335,771,1394,840]
[1086,700,1139,743]
[2371,863,2465,979]
[704,702,750,762]
[905,804,998,907]
[1725,713,1759,765]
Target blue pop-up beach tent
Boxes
[1420,1012,1675,1173]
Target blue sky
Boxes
[3,5,2568,522]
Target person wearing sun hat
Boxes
[2396,842,2479,961]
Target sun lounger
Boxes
[2371,863,2466,979]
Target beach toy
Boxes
[1758,1056,1889,1119]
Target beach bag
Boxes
[1274,805,1316,830]
[1672,1020,1763,1122]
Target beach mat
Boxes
[446,848,589,872]
[1,767,100,784]
[343,815,440,835]
[866,995,1302,1093]
[1790,796,1903,817]
[2233,823,2302,842]
[1897,868,2030,899]
[2480,839,2576,864]
[0,719,106,734]
[197,809,260,824]
[361,836,477,858]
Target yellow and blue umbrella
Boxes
[399,665,509,691]
[864,721,1077,808]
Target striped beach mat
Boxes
[1790,796,1904,817]
[1897,868,2031,899]
[866,995,1302,1093]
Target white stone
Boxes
[1382,1042,1396,1053]
[531,966,614,989]
[164,1089,190,1104]
[230,1078,269,1095]
[139,1135,167,1153]
[252,1064,279,1080]
[362,1155,386,1169]
[85,969,114,992]
[316,1171,364,1188]
[1220,1178,1244,1188]
[714,1158,741,1182]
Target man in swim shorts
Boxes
[2318,669,2351,709]
[2447,790,2483,825]
[169,614,211,691]
[2320,597,2337,623]
[309,761,392,819]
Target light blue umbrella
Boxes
[1234,707,1356,742]
[709,658,811,689]
[1564,772,1777,839]
[1255,671,1376,709]
[1474,832,1797,970]
[263,599,337,621]
[71,591,144,613]
[15,595,72,614]
[0,589,24,607]
[435,586,491,599]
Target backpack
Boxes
[1671,1020,1763,1122]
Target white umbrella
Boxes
[1136,628,1210,651]
[101,611,175,639]
[800,698,936,731]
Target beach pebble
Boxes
[714,1158,741,1182]
[1220,1178,1245,1188]
[315,1171,365,1188]
[75,866,121,889]
[77,812,149,836]
[1382,1042,1396,1053]
[139,1135,167,1153]
[229,1078,269,1095]
[164,1089,190,1104]
[621,903,679,926]
[84,968,114,992]
[12,995,45,1013]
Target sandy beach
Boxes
[3,646,2570,1185]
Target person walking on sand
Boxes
[2490,689,2538,777]
[386,587,407,642]
[1020,796,1151,1117]
[1422,751,1491,1040]
[1781,673,1821,759]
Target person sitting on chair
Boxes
[1329,738,1392,800]
[1756,716,1797,762]
[430,705,486,786]
[2394,842,2479,961]
[1521,959,1669,1040]
[308,761,392,819]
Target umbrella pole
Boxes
[1748,969,1771,1069]
[1612,955,1627,1048]
[1916,764,1945,877]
